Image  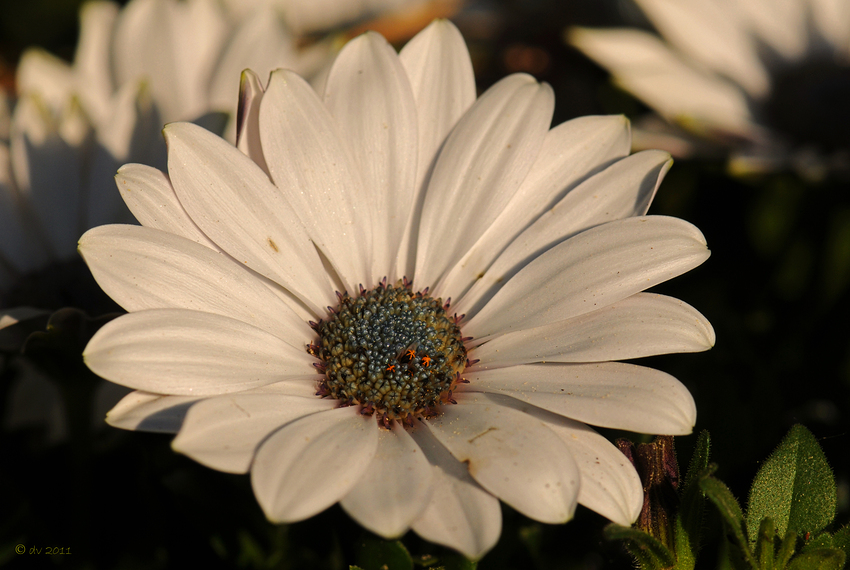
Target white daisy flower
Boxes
[569,0,850,179]
[81,20,714,558]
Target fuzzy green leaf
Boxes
[755,517,775,570]
[746,425,836,544]
[776,530,798,570]
[700,473,758,569]
[832,526,850,561]
[786,548,845,570]
[605,524,675,570]
[676,431,711,569]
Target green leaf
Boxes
[786,548,845,570]
[676,431,711,569]
[754,517,775,570]
[440,553,477,570]
[604,523,675,570]
[355,534,413,570]
[802,533,834,552]
[700,472,758,569]
[832,526,850,561]
[776,530,798,570]
[746,425,836,544]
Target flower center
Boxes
[308,279,469,428]
[763,58,850,153]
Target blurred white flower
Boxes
[221,0,461,37]
[81,20,713,558]
[570,0,850,179]
[0,0,333,295]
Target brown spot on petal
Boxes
[267,238,279,252]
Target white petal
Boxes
[84,309,316,396]
[569,28,757,138]
[634,0,770,97]
[73,1,118,124]
[461,362,697,435]
[15,49,75,112]
[251,406,378,522]
[464,216,710,339]
[88,81,164,230]
[10,94,83,261]
[106,390,200,433]
[0,307,49,331]
[323,31,417,279]
[79,224,314,346]
[811,0,850,51]
[113,0,227,122]
[173,381,336,474]
[164,121,336,314]
[396,19,476,277]
[470,293,714,367]
[515,405,642,525]
[409,424,502,560]
[732,0,808,61]
[208,6,296,114]
[0,142,50,274]
[113,0,184,122]
[425,394,579,523]
[259,69,372,291]
[415,74,554,288]
[235,69,270,175]
[451,144,664,311]
[115,163,218,249]
[341,424,434,538]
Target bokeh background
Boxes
[1,0,848,568]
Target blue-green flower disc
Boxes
[313,281,467,423]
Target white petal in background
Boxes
[210,6,334,143]
[88,81,163,230]
[464,216,710,339]
[426,394,579,523]
[0,143,50,277]
[569,28,758,139]
[251,406,378,523]
[15,49,76,114]
[341,423,435,538]
[84,309,316,396]
[634,0,770,98]
[410,424,502,560]
[323,31,418,279]
[173,380,336,474]
[731,0,808,61]
[810,0,850,52]
[10,94,85,262]
[470,293,715,367]
[72,1,118,126]
[462,361,697,435]
[113,0,228,122]
[415,73,554,288]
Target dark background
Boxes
[1,0,848,568]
